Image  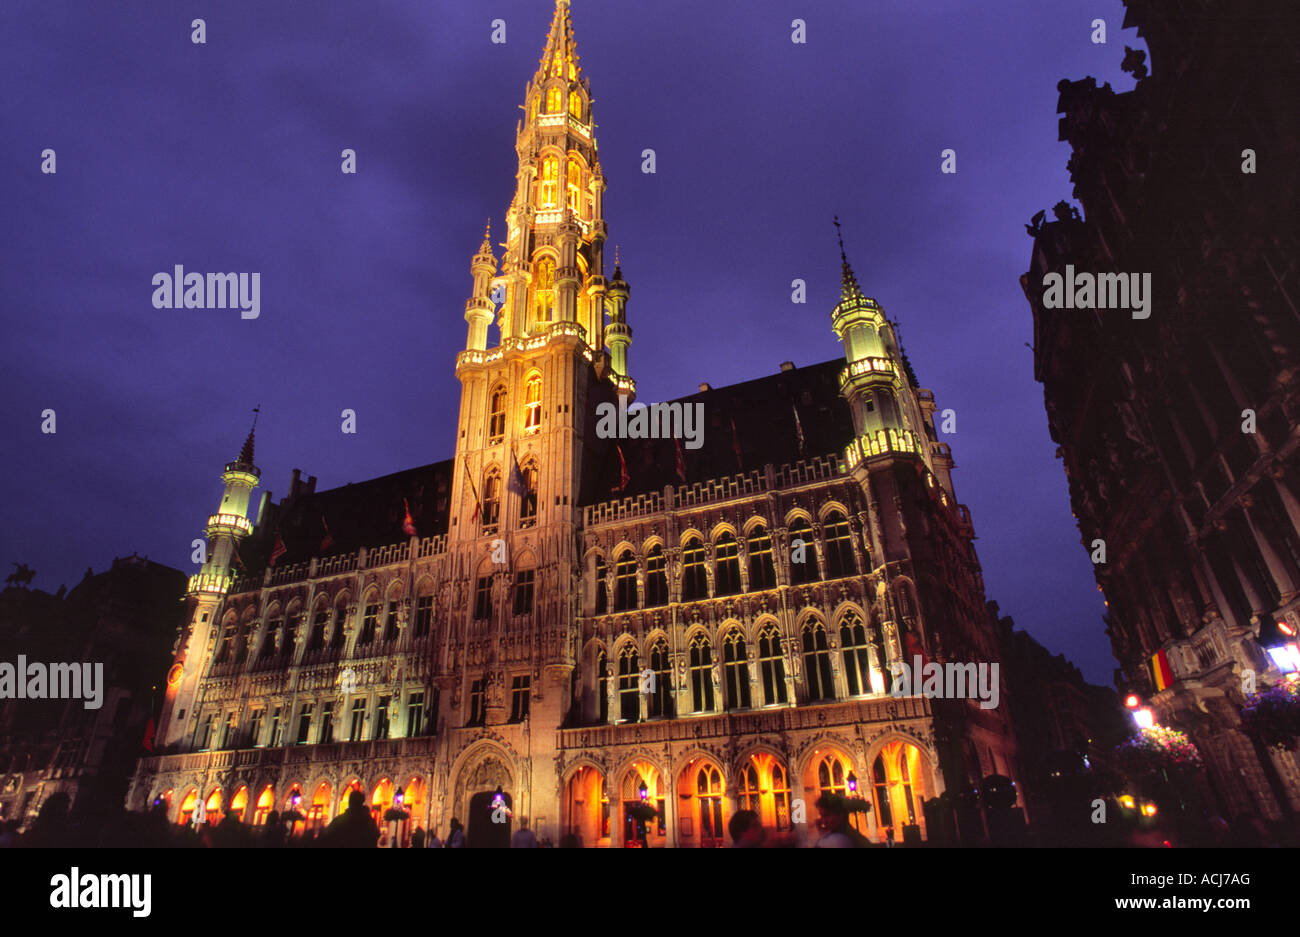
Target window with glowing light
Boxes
[697,766,724,847]
[539,157,559,208]
[567,158,582,213]
[739,764,761,814]
[482,471,501,532]
[524,374,543,430]
[546,87,561,112]
[569,90,582,118]
[534,260,555,325]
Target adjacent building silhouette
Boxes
[1022,0,1300,820]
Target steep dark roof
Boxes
[579,358,854,505]
[243,460,452,572]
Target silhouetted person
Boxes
[444,817,465,848]
[814,793,869,848]
[410,826,426,849]
[511,817,538,847]
[262,811,288,848]
[728,809,765,847]
[320,791,380,848]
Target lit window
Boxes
[739,764,761,813]
[569,90,582,118]
[546,86,561,112]
[539,156,559,208]
[567,158,582,212]
[534,260,555,324]
[524,374,543,431]
[697,767,724,847]
[772,764,792,831]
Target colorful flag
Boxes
[613,444,630,492]
[403,499,418,537]
[792,403,805,456]
[1151,649,1174,692]
[674,438,687,484]
[730,417,744,472]
[320,515,334,551]
[141,717,155,753]
[269,533,287,567]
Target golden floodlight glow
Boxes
[1119,795,1135,809]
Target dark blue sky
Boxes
[1,0,1142,684]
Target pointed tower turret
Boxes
[465,221,499,351]
[159,414,262,748]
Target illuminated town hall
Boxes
[128,0,1019,846]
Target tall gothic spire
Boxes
[536,0,582,86]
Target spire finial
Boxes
[238,406,259,466]
[614,244,621,267]
[833,215,847,265]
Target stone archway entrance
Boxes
[467,789,513,848]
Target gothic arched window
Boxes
[519,460,538,527]
[818,754,848,797]
[594,556,608,615]
[823,511,855,579]
[801,621,835,701]
[482,470,501,533]
[568,90,582,119]
[714,532,741,596]
[546,86,562,113]
[758,624,787,705]
[487,386,506,445]
[614,550,638,611]
[722,629,751,710]
[688,633,714,713]
[747,524,776,590]
[597,649,608,723]
[840,611,874,696]
[644,544,667,607]
[788,517,819,584]
[648,638,671,718]
[739,763,761,814]
[567,158,582,213]
[539,156,559,209]
[617,644,640,722]
[697,766,724,846]
[534,259,555,325]
[524,373,543,431]
[681,537,707,601]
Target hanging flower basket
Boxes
[1240,680,1300,751]
[1114,725,1203,779]
[384,807,411,823]
[843,796,873,814]
[280,809,305,825]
